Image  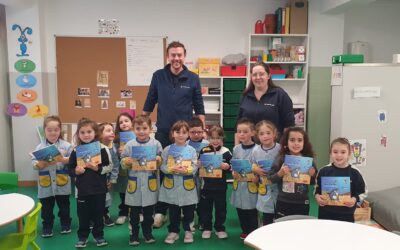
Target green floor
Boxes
[1,185,318,250]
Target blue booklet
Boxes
[321,176,351,206]
[131,146,157,171]
[188,140,208,153]
[31,144,62,164]
[76,141,102,168]
[119,131,136,151]
[256,159,274,184]
[283,155,313,184]
[231,159,254,181]
[199,154,223,178]
[167,145,193,172]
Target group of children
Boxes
[31,113,367,248]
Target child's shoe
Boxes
[164,232,179,244]
[41,228,53,238]
[144,234,156,244]
[139,213,144,223]
[239,233,248,240]
[104,215,115,227]
[75,238,88,248]
[215,231,228,239]
[190,221,196,232]
[94,237,108,247]
[184,231,194,243]
[60,224,72,234]
[153,213,165,228]
[89,221,94,229]
[116,215,127,225]
[129,235,140,246]
[202,230,212,239]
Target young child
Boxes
[98,122,120,227]
[187,116,209,231]
[270,127,317,219]
[251,120,281,226]
[230,118,258,240]
[31,115,73,238]
[198,125,232,239]
[113,112,134,225]
[159,120,198,244]
[120,115,163,246]
[315,137,367,222]
[68,118,112,248]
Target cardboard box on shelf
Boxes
[199,58,220,76]
[289,0,308,34]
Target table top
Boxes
[0,193,35,227]
[244,219,400,250]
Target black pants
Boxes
[262,213,275,226]
[199,189,227,232]
[168,204,195,233]
[275,200,310,219]
[77,193,106,239]
[154,131,171,216]
[236,208,258,234]
[118,192,129,216]
[318,208,354,223]
[129,205,155,238]
[40,195,71,230]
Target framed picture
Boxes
[97,70,109,87]
[98,89,110,98]
[77,88,90,96]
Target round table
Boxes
[244,219,400,250]
[0,193,35,232]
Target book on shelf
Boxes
[31,144,63,165]
[131,145,157,171]
[321,176,351,206]
[167,145,193,173]
[283,155,313,184]
[199,154,223,178]
[76,141,102,168]
[231,159,255,181]
[256,159,274,185]
[119,131,136,151]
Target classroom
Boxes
[1,0,400,249]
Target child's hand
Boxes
[173,164,187,174]
[106,180,112,190]
[85,161,98,171]
[308,167,316,177]
[156,156,162,165]
[123,157,134,167]
[252,164,266,176]
[343,197,357,207]
[232,171,240,179]
[277,164,290,177]
[60,157,69,165]
[221,162,230,170]
[75,165,85,175]
[118,147,124,155]
[251,175,259,184]
[36,160,48,169]
[315,194,328,206]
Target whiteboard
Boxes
[126,36,165,86]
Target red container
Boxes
[220,65,247,76]
[270,69,286,75]
[254,20,264,34]
[264,14,276,34]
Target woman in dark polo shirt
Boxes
[237,62,294,137]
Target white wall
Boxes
[343,0,400,63]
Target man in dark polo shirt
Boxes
[143,41,205,228]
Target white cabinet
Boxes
[248,34,309,128]
[199,76,223,127]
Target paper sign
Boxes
[28,104,49,118]
[7,103,27,116]
[331,65,343,86]
[353,87,381,98]
[349,139,367,167]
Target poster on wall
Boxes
[28,104,49,118]
[16,74,36,88]
[349,139,367,167]
[12,24,32,57]
[17,89,37,103]
[14,59,36,73]
[101,100,109,110]
[120,89,133,98]
[97,70,109,87]
[98,89,110,98]
[6,103,27,117]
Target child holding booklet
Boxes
[250,120,281,226]
[314,137,367,222]
[230,118,258,240]
[120,115,163,246]
[68,118,112,248]
[31,115,73,238]
[159,120,198,244]
[198,125,232,239]
[270,127,317,218]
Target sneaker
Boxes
[94,237,108,247]
[215,231,228,239]
[41,228,53,238]
[75,238,88,248]
[184,231,194,243]
[104,215,115,227]
[144,234,156,244]
[202,230,212,239]
[190,221,196,232]
[164,232,179,244]
[139,213,144,223]
[198,224,204,231]
[153,213,165,228]
[129,235,140,246]
[116,216,127,225]
[61,225,72,234]
[89,221,94,229]
[239,233,248,240]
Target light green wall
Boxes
[307,67,331,168]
